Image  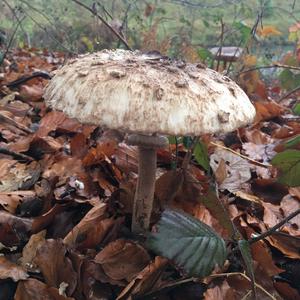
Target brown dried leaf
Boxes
[204,279,236,300]
[33,239,77,296]
[210,148,251,192]
[0,211,32,246]
[0,191,36,213]
[15,278,75,300]
[0,160,41,192]
[19,84,43,102]
[19,230,46,269]
[94,239,151,283]
[117,256,168,300]
[63,203,115,249]
[0,256,28,282]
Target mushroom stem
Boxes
[127,133,168,233]
[132,146,157,233]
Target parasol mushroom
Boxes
[44,49,256,233]
[210,46,243,69]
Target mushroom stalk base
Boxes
[132,146,157,233]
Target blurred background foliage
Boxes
[0,0,299,55]
[1,0,300,87]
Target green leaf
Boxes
[238,240,256,297]
[200,190,236,238]
[293,103,300,116]
[193,141,210,171]
[147,209,227,277]
[284,135,300,149]
[197,48,212,61]
[271,150,300,187]
[233,21,252,44]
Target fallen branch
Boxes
[0,147,32,162]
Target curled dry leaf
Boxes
[280,195,300,229]
[15,278,75,300]
[63,203,115,249]
[0,159,41,192]
[0,256,28,282]
[19,84,44,102]
[35,111,81,138]
[33,239,77,296]
[117,256,168,300]
[204,279,235,300]
[19,230,46,270]
[210,148,251,192]
[0,211,32,246]
[94,239,151,283]
[0,190,36,213]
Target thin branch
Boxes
[238,63,300,75]
[17,0,73,47]
[70,0,132,50]
[278,85,300,103]
[210,142,271,168]
[0,147,32,162]
[19,7,75,54]
[249,208,300,244]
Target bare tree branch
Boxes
[70,0,132,50]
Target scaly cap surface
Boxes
[44,49,256,135]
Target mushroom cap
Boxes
[209,47,243,62]
[44,49,256,136]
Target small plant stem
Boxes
[249,208,300,244]
[132,146,157,233]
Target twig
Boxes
[238,63,300,75]
[210,142,271,168]
[142,271,276,300]
[278,84,300,103]
[17,0,73,47]
[181,136,200,170]
[208,272,276,300]
[70,0,132,50]
[19,8,75,54]
[0,147,32,162]
[0,112,33,134]
[249,208,300,244]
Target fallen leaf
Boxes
[210,148,251,192]
[33,239,77,296]
[63,203,115,249]
[19,84,43,101]
[94,239,150,283]
[14,278,75,300]
[117,256,168,300]
[19,230,46,270]
[0,256,28,282]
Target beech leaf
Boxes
[147,209,227,277]
[271,150,300,187]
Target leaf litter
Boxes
[0,47,299,299]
